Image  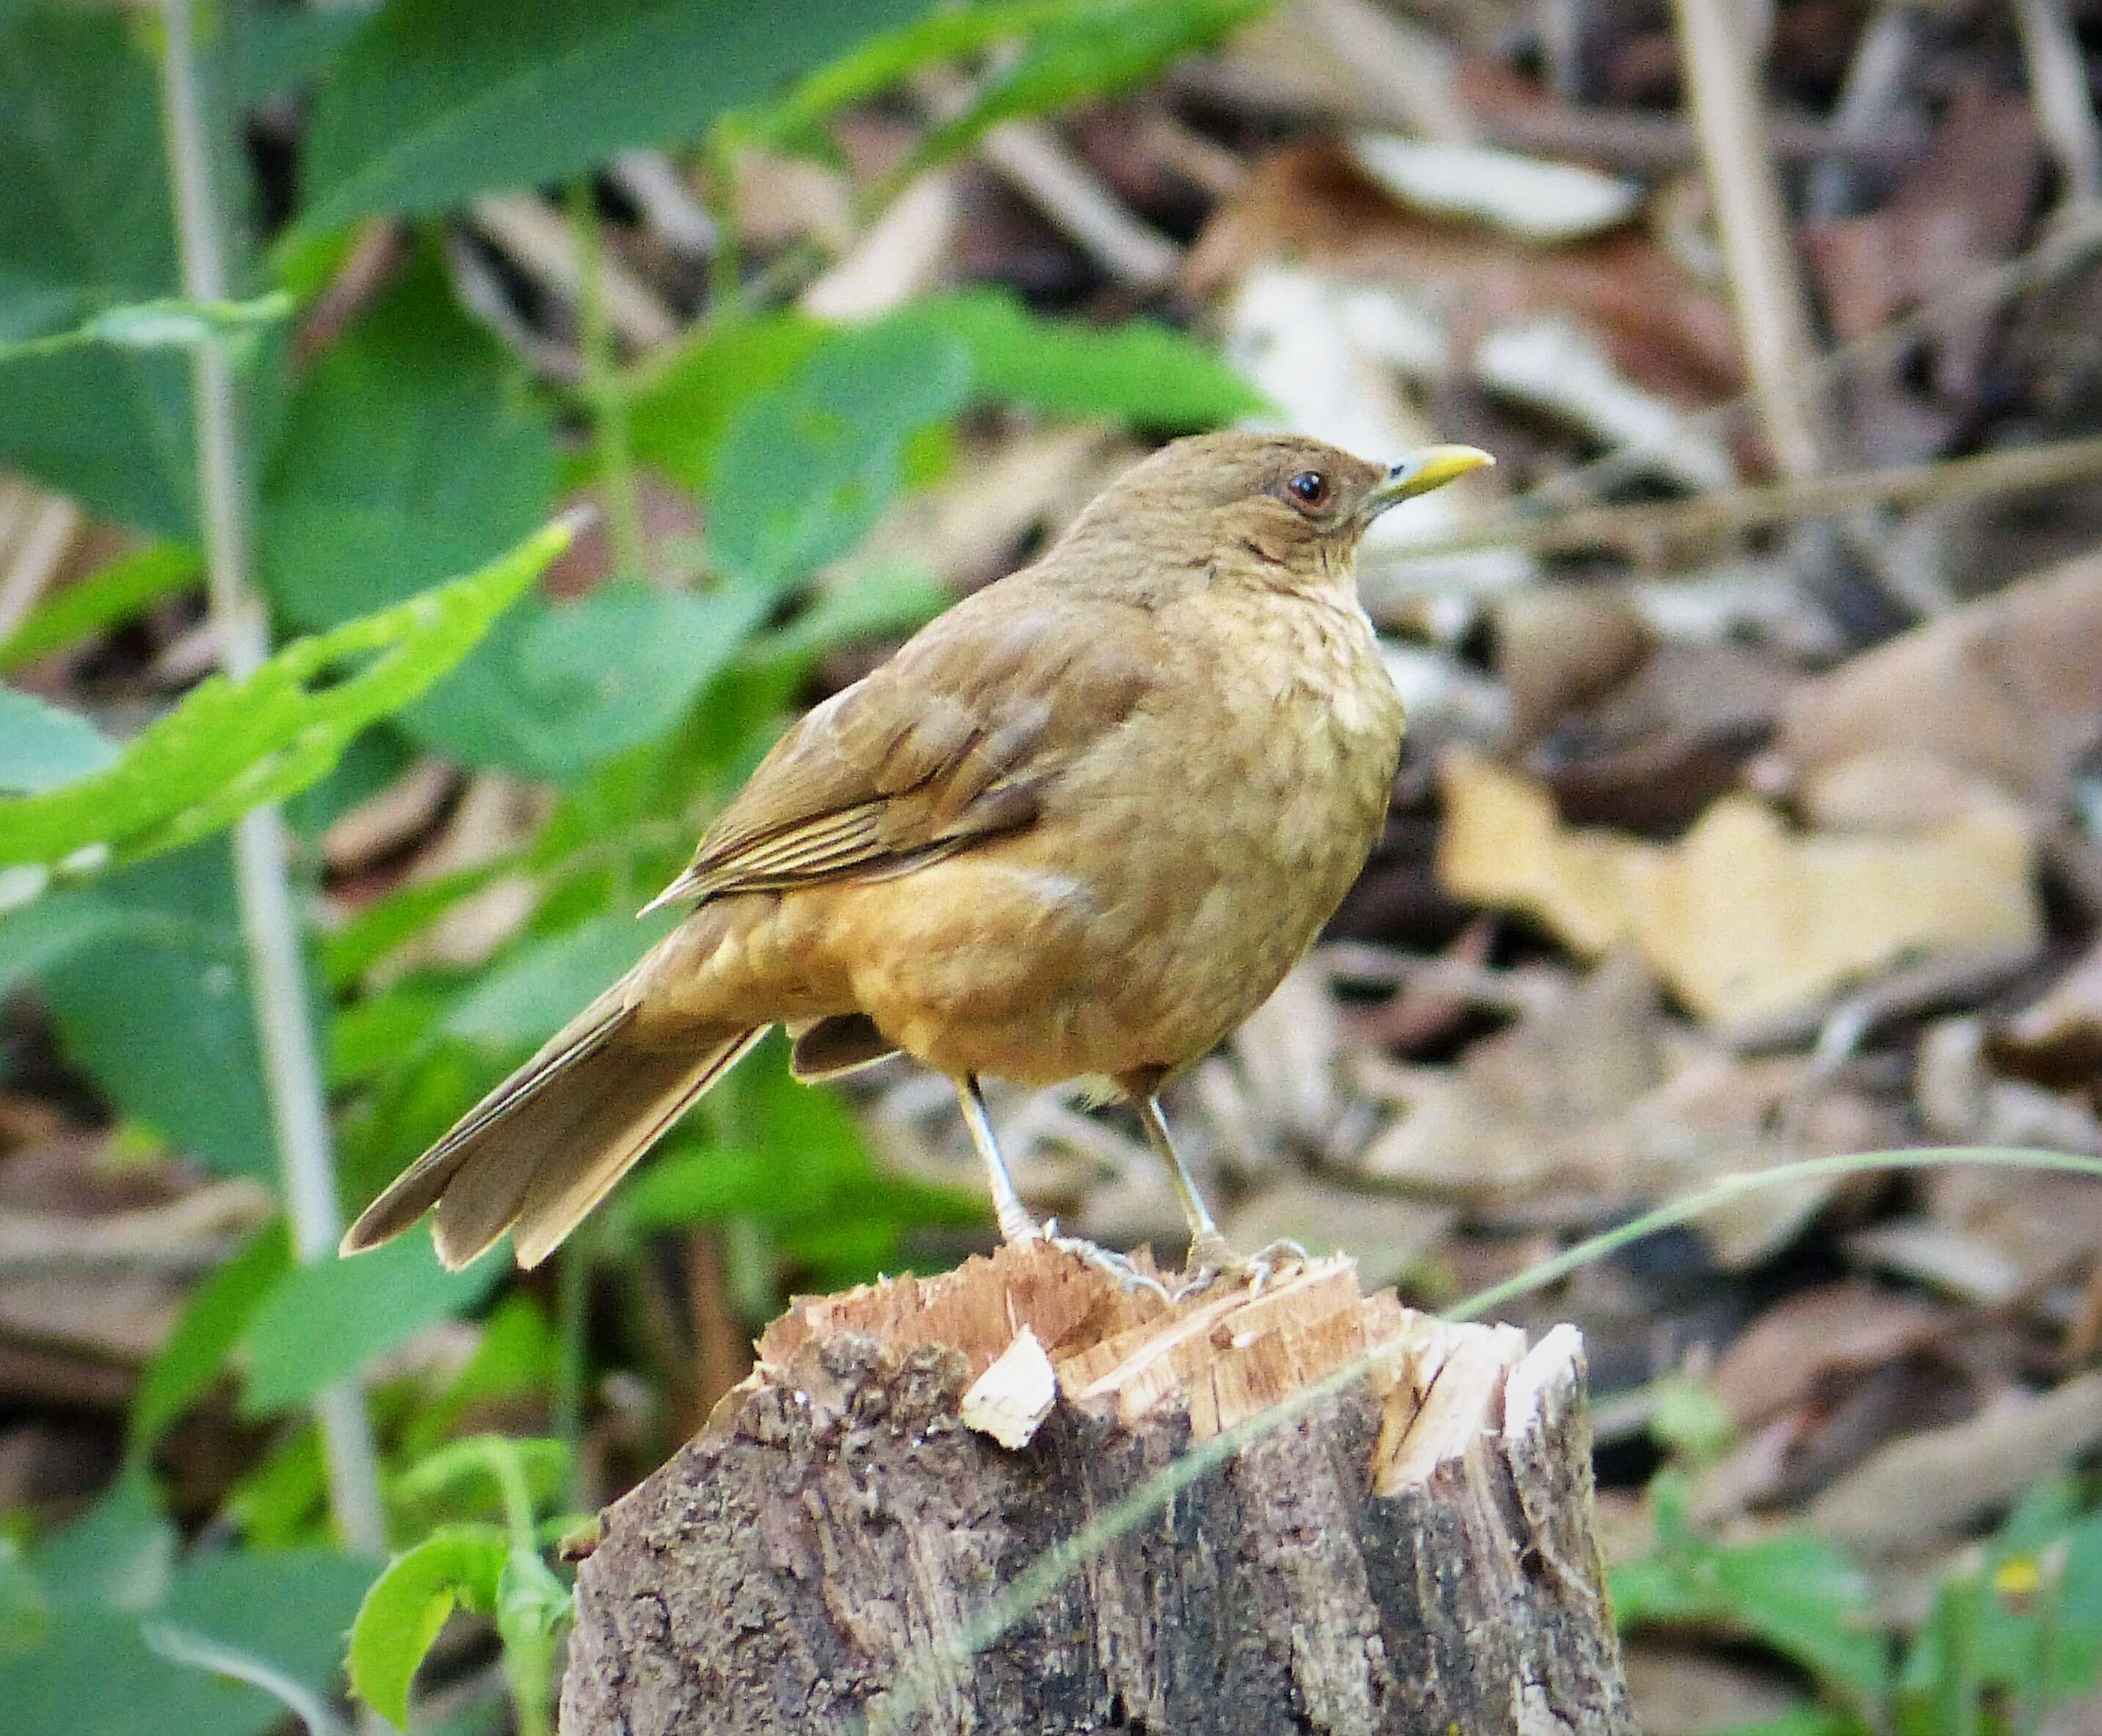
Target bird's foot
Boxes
[1173,1234,1310,1302]
[1036,1221,1173,1302]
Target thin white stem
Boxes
[156,0,384,1556]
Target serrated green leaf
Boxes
[0,543,198,675]
[300,0,932,230]
[347,1525,507,1727]
[0,518,568,874]
[0,686,115,794]
[707,321,974,588]
[242,1234,505,1414]
[128,1224,293,1460]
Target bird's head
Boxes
[1057,431,1492,597]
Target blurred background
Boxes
[3,1,2102,1732]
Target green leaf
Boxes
[232,4,371,107]
[160,1547,376,1726]
[1713,1532,1888,1704]
[0,1607,262,1736]
[1613,1499,1888,1710]
[626,310,823,490]
[444,912,676,1050]
[300,0,933,230]
[347,1525,507,1727]
[32,846,278,1180]
[493,1544,568,1732]
[893,288,1262,428]
[1706,1714,1867,1736]
[507,581,774,773]
[721,0,1145,159]
[260,257,567,774]
[755,560,952,669]
[906,0,1268,176]
[320,856,526,989]
[0,686,115,794]
[128,1224,293,1459]
[0,890,126,992]
[34,1470,175,1616]
[627,291,1255,501]
[0,12,196,534]
[707,320,974,588]
[242,1233,506,1414]
[0,543,198,675]
[395,1436,570,1522]
[0,517,569,874]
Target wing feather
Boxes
[645,578,1153,912]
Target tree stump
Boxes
[561,1243,1634,1735]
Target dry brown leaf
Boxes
[1802,84,2038,396]
[1360,942,1900,1258]
[1438,749,2042,1032]
[1775,551,2102,809]
[1991,937,2102,1101]
[1624,1050,1899,1267]
[1808,1370,2102,1554]
[1493,586,1655,742]
[1359,948,1663,1207]
[1711,1282,1952,1428]
[1185,140,1741,399]
[1621,1646,1803,1736]
[1529,642,1795,832]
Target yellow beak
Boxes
[1367,444,1495,515]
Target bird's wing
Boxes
[645,581,1156,910]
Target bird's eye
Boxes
[1287,471,1330,507]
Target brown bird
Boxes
[341,432,1491,1287]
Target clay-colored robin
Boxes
[342,432,1491,1286]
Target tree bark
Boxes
[561,1242,1634,1735]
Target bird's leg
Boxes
[957,1078,1168,1300]
[1131,1094,1305,1299]
[957,1075,1041,1246]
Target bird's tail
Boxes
[341,978,761,1271]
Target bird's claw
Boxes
[1038,1221,1173,1302]
[1172,1235,1309,1302]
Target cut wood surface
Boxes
[561,1241,1634,1735]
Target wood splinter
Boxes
[561,1241,1636,1735]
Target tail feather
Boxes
[341,981,760,1270]
[507,1028,763,1269]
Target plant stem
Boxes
[568,181,648,583]
[156,0,385,1557]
